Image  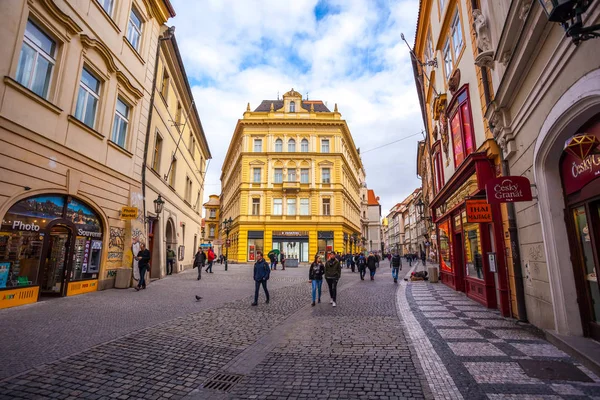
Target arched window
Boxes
[275,139,283,152]
[289,101,295,112]
[288,139,296,152]
[301,139,309,152]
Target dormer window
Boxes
[289,101,295,112]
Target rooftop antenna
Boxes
[306,92,309,100]
[277,91,279,100]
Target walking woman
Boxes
[367,252,378,280]
[309,255,325,306]
[193,247,206,280]
[324,252,341,307]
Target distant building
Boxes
[366,190,382,254]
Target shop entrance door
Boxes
[453,232,465,292]
[40,225,72,297]
[570,201,600,340]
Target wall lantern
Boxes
[538,0,600,44]
[153,194,165,215]
[564,133,600,160]
[416,198,425,218]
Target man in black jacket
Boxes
[252,252,270,306]
[193,247,206,280]
[391,253,402,283]
[135,243,151,291]
[325,252,341,307]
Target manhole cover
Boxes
[203,373,244,392]
[518,360,593,382]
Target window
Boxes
[16,21,56,99]
[322,168,331,183]
[254,139,262,152]
[300,199,309,215]
[300,168,309,184]
[160,67,169,100]
[289,101,295,112]
[111,97,129,148]
[424,31,434,65]
[321,139,330,153]
[185,176,192,203]
[287,198,296,215]
[433,150,444,192]
[168,157,177,187]
[275,139,283,152]
[189,134,195,160]
[126,7,142,51]
[273,198,282,215]
[209,225,215,237]
[450,11,463,57]
[443,39,452,79]
[75,68,100,128]
[152,133,162,172]
[322,198,331,216]
[253,168,261,183]
[288,139,296,152]
[252,198,260,216]
[288,168,296,182]
[175,102,182,126]
[449,88,475,167]
[209,209,216,219]
[301,139,309,152]
[274,168,283,183]
[97,0,114,15]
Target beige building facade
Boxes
[0,0,174,309]
[144,28,211,279]
[481,2,600,340]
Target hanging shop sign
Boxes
[485,176,533,204]
[465,199,493,223]
[120,207,138,220]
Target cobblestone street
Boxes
[2,262,600,399]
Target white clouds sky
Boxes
[170,0,424,216]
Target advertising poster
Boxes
[0,262,9,288]
[249,245,255,261]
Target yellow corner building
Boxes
[220,89,365,263]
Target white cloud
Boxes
[170,0,423,215]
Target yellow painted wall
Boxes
[0,286,39,309]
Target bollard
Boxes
[428,267,439,283]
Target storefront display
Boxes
[273,231,309,262]
[247,231,264,262]
[463,223,483,280]
[438,220,452,272]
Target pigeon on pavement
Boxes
[195,295,202,301]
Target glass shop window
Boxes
[0,231,44,288]
[438,219,452,272]
[464,223,483,280]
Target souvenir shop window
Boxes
[438,220,452,272]
[318,239,333,256]
[0,231,44,288]
[70,236,102,281]
[463,223,483,280]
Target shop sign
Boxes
[78,229,102,238]
[11,221,40,231]
[273,231,309,237]
[485,176,533,204]
[120,207,138,220]
[561,153,600,195]
[465,200,492,223]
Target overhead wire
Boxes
[360,131,424,154]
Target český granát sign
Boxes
[485,176,533,204]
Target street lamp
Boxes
[369,239,373,251]
[538,0,600,44]
[222,217,233,271]
[143,194,165,223]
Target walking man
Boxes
[358,253,367,280]
[166,245,176,275]
[421,250,427,267]
[251,251,270,306]
[391,253,402,283]
[205,246,215,273]
[194,247,206,280]
[325,252,341,307]
[135,243,150,291]
[367,252,378,280]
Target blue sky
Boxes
[170,0,423,215]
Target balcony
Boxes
[282,181,300,192]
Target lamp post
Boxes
[222,217,233,271]
[144,194,165,223]
[369,239,373,252]
[537,0,600,44]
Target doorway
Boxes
[569,200,600,339]
[39,225,72,297]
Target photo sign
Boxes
[466,199,493,223]
[120,207,138,220]
[485,176,533,204]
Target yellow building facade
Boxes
[220,89,363,263]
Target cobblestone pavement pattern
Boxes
[0,261,429,399]
[399,276,600,399]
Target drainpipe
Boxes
[141,26,176,221]
[471,0,528,322]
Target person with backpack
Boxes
[268,252,277,270]
[324,252,341,307]
[166,245,176,275]
[251,251,270,306]
[309,255,325,306]
[391,253,402,283]
[205,246,215,273]
[193,247,206,280]
[357,253,367,280]
[280,252,286,270]
[367,252,378,280]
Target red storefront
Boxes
[430,152,510,316]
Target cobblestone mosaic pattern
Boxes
[402,281,600,399]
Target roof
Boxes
[163,0,176,17]
[203,196,220,207]
[367,190,380,206]
[254,100,331,113]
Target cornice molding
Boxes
[32,0,82,37]
[116,71,143,99]
[80,34,118,73]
